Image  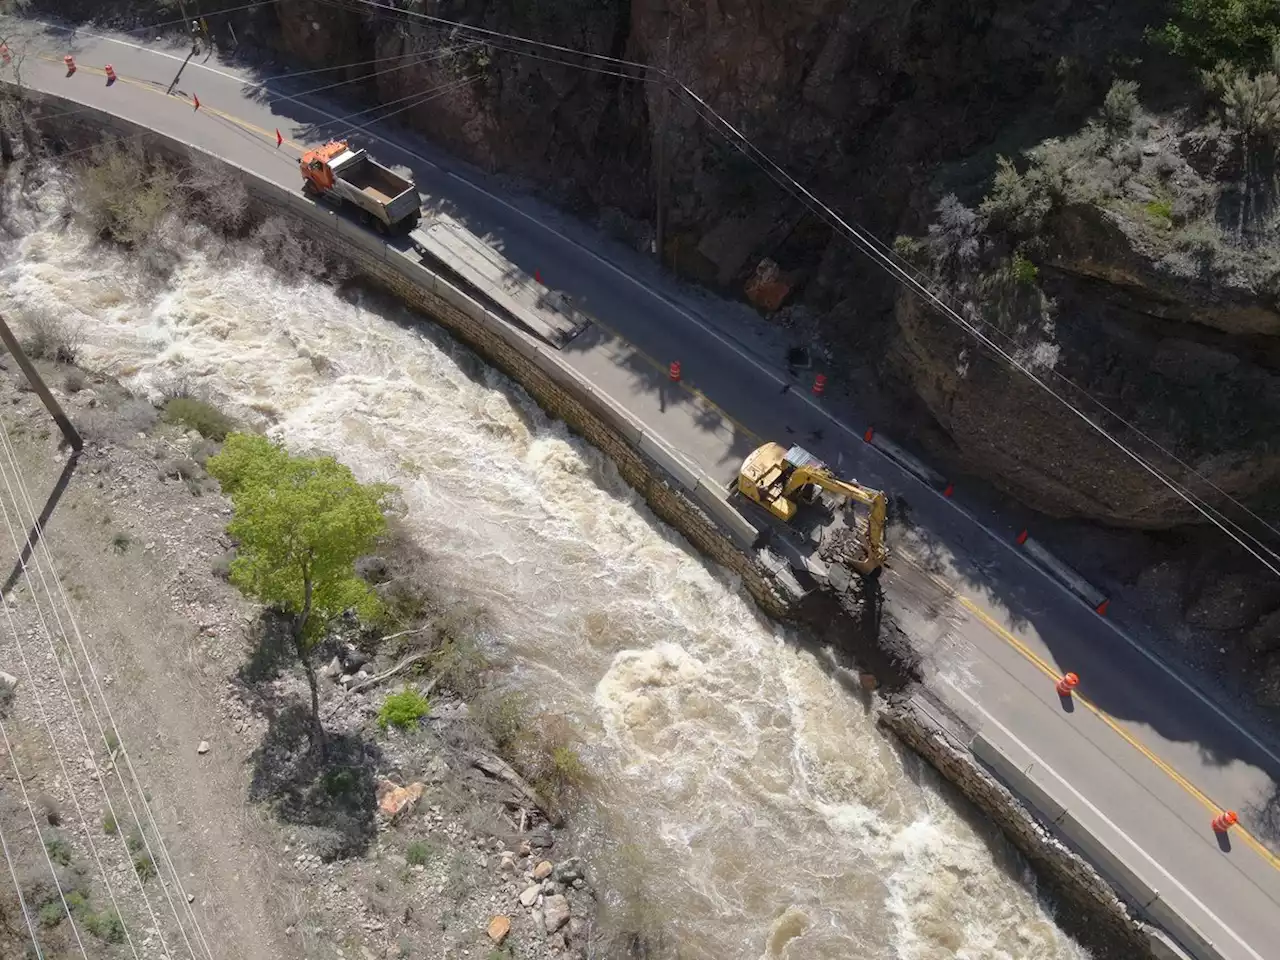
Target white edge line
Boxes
[51,21,1280,769]
[945,678,1263,960]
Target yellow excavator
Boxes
[737,442,888,575]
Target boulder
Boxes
[375,779,425,819]
[543,894,570,933]
[532,860,553,881]
[519,884,541,907]
[551,858,583,884]
[486,915,511,945]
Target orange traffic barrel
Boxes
[1212,811,1238,833]
[64,55,76,75]
[669,360,681,382]
[104,64,116,84]
[812,373,827,396]
[1055,672,1079,696]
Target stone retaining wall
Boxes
[880,696,1158,960]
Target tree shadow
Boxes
[247,701,383,861]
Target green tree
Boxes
[208,434,390,750]
[1153,0,1280,72]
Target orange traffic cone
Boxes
[104,64,116,84]
[1055,672,1080,697]
[64,55,76,76]
[1211,811,1238,833]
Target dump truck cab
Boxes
[300,141,347,193]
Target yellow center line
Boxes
[958,593,1280,871]
[46,55,1280,876]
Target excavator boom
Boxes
[737,442,888,575]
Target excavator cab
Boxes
[299,141,347,193]
[737,441,889,575]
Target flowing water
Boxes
[0,178,1090,960]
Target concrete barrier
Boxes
[696,479,761,550]
[1145,895,1220,960]
[638,433,701,493]
[869,432,946,488]
[972,733,1068,823]
[1023,536,1108,610]
[1056,810,1162,912]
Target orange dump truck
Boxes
[299,140,421,233]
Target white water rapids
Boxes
[0,177,1090,960]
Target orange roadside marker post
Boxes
[1055,672,1080,697]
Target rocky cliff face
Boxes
[47,0,1280,691]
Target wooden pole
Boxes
[0,315,82,452]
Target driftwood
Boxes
[471,751,559,825]
[323,651,437,720]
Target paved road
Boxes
[13,20,1280,959]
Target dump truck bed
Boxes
[409,213,590,349]
[329,148,420,226]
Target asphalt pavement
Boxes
[11,19,1280,959]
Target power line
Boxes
[0,463,155,960]
[0,718,86,960]
[0,799,46,960]
[675,80,1280,578]
[332,73,482,138]
[118,0,287,36]
[336,0,656,75]
[0,426,214,959]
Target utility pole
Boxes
[653,25,671,266]
[0,315,82,452]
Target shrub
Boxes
[84,908,126,943]
[102,812,117,835]
[1100,80,1140,136]
[980,156,1055,239]
[76,140,182,247]
[1217,69,1280,140]
[378,690,430,732]
[924,194,984,280]
[20,311,81,364]
[517,714,592,808]
[63,369,87,393]
[1011,251,1039,285]
[37,900,64,928]
[42,832,72,866]
[1146,197,1175,222]
[103,728,120,753]
[162,397,235,441]
[133,852,157,881]
[126,828,145,854]
[474,691,528,755]
[110,531,131,554]
[405,839,433,867]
